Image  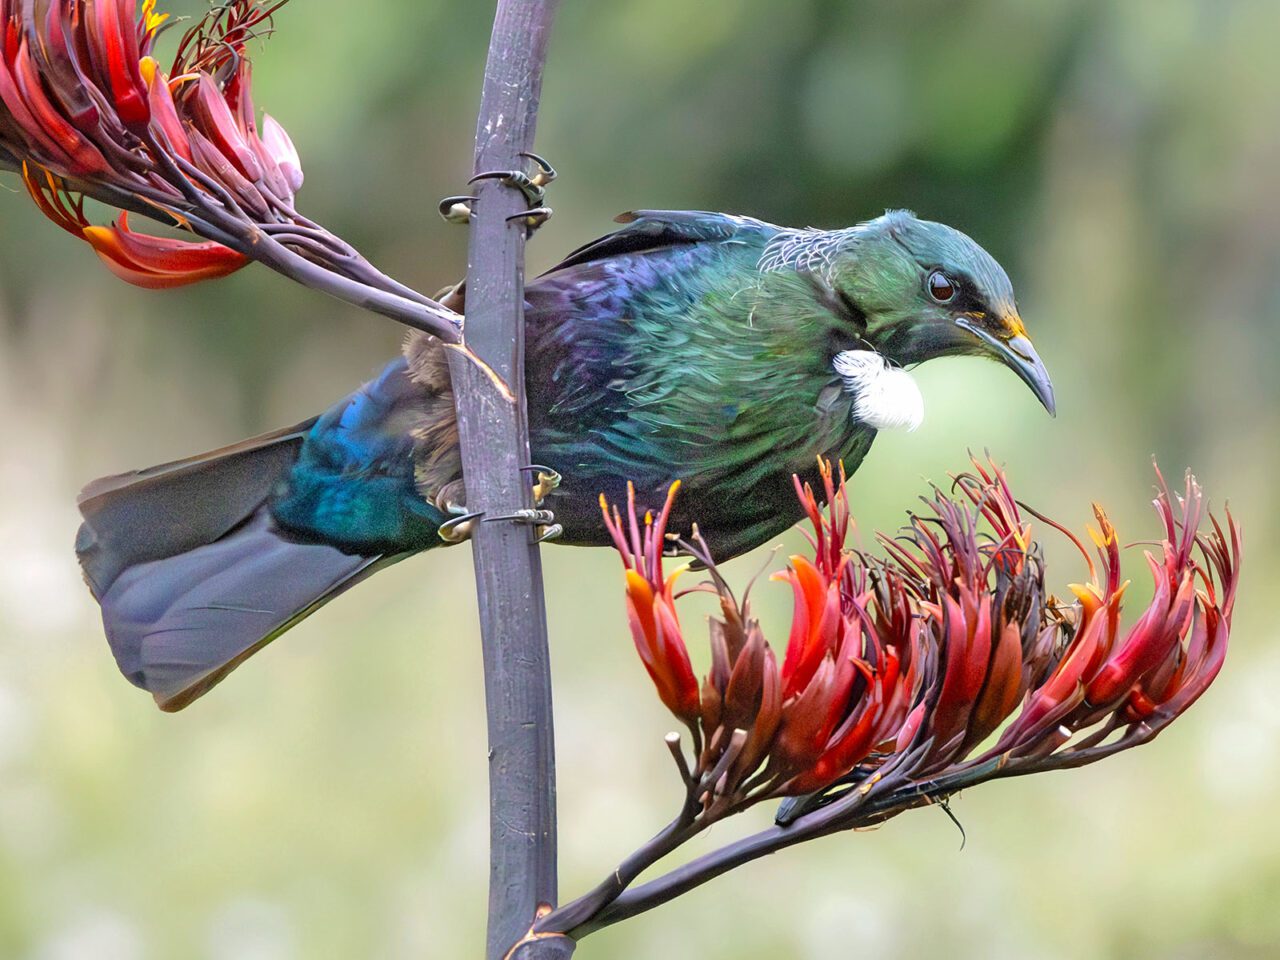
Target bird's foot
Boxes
[472,151,557,205]
[438,499,484,544]
[521,463,562,505]
[487,508,563,544]
[440,153,557,235]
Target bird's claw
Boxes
[470,169,545,205]
[438,195,477,224]
[438,507,484,544]
[507,206,553,235]
[489,508,556,526]
[520,464,562,504]
[485,507,562,543]
[535,523,564,544]
[447,152,556,235]
[520,151,558,187]
[470,151,557,203]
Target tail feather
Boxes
[75,417,408,711]
[99,508,400,711]
[76,357,449,710]
[77,419,317,597]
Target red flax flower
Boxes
[0,0,295,285]
[600,482,700,727]
[536,459,1239,938]
[600,456,1240,828]
[0,0,458,338]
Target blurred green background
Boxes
[2,0,1278,957]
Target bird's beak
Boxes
[955,318,1056,417]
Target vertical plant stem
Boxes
[445,1,567,957]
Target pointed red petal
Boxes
[190,71,262,181]
[141,59,192,162]
[12,39,108,175]
[82,213,247,288]
[87,0,149,126]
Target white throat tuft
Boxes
[832,350,924,432]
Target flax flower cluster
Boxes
[0,0,301,285]
[601,458,1239,828]
[0,0,457,337]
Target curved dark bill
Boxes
[956,320,1056,417]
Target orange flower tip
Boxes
[1067,582,1101,604]
[81,225,114,245]
[598,493,608,509]
[79,216,247,289]
[141,0,169,34]
[624,569,655,599]
[666,563,691,584]
[139,56,159,86]
[90,250,242,288]
[645,510,654,526]
[1087,524,1115,549]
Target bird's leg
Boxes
[440,152,557,235]
[522,464,563,541]
[436,466,563,543]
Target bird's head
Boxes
[826,210,1055,416]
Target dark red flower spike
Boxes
[602,455,1240,829]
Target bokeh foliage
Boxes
[1,1,1278,957]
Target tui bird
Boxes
[75,209,1055,711]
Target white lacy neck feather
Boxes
[832,350,924,432]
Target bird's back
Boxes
[519,212,878,558]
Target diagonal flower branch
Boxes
[539,456,1240,940]
[0,0,461,340]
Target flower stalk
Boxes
[444,1,564,958]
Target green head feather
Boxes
[764,210,1055,413]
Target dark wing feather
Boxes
[541,210,775,276]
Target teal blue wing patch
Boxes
[270,358,445,553]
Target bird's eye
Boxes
[927,271,957,304]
